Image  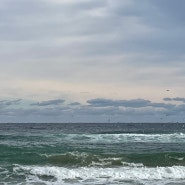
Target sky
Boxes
[0,0,185,123]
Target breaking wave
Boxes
[12,164,185,185]
[54,132,185,144]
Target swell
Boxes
[46,152,185,167]
[4,151,183,167]
[1,143,185,167]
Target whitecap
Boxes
[61,132,185,144]
[13,165,185,185]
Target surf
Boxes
[12,164,185,185]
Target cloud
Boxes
[173,98,185,102]
[163,97,185,103]
[0,99,22,107]
[87,98,174,109]
[163,98,173,101]
[149,102,175,109]
[89,98,151,107]
[0,0,185,119]
[31,99,65,106]
[1,0,185,60]
[69,102,81,106]
[0,97,184,123]
[152,0,185,26]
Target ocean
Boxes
[1,123,185,185]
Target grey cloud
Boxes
[163,98,173,101]
[163,97,185,103]
[69,102,81,106]
[173,98,185,103]
[0,97,185,123]
[112,0,185,28]
[0,0,185,123]
[0,99,22,107]
[87,98,150,108]
[87,98,175,109]
[1,0,185,79]
[104,0,185,56]
[153,0,185,26]
[163,104,185,118]
[31,99,65,106]
[149,103,175,109]
[0,0,107,41]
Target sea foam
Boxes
[13,165,185,185]
[57,132,185,144]
[2,133,185,147]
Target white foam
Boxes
[0,167,9,175]
[168,156,184,161]
[62,133,185,144]
[13,165,185,185]
[2,133,185,147]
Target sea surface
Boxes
[1,123,185,185]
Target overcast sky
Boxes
[0,0,185,123]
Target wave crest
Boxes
[13,165,185,185]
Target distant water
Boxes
[1,123,185,185]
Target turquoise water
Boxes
[1,123,185,184]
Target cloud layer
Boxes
[0,0,185,122]
[0,97,184,123]
[31,99,65,106]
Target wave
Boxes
[43,152,185,167]
[1,133,185,148]
[1,149,185,168]
[12,164,185,185]
[54,132,185,144]
[45,152,142,167]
